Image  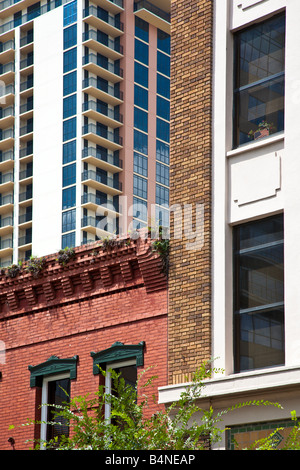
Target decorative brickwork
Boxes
[0,237,167,450]
[168,0,213,384]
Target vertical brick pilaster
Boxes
[168,0,213,384]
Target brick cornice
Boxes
[0,236,167,317]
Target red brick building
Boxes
[0,236,167,450]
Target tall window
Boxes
[233,14,285,147]
[233,214,284,372]
[41,375,70,445]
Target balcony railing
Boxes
[18,234,32,246]
[0,39,14,53]
[0,172,13,184]
[0,238,13,250]
[81,169,122,192]
[134,0,170,23]
[83,30,123,55]
[20,78,33,92]
[83,123,122,146]
[83,5,124,31]
[0,106,14,120]
[0,194,13,206]
[20,55,34,70]
[0,84,14,97]
[20,122,33,136]
[0,128,14,141]
[20,32,34,48]
[0,61,14,76]
[0,149,13,163]
[19,189,32,202]
[19,211,32,224]
[81,193,119,212]
[0,216,13,228]
[82,100,123,124]
[83,53,123,78]
[82,77,123,101]
[19,167,33,180]
[82,146,122,169]
[20,101,33,115]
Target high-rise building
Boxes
[0,0,170,267]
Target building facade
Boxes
[160,0,300,450]
[0,236,168,449]
[0,0,170,267]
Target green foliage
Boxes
[15,360,288,451]
[56,247,75,266]
[25,256,46,278]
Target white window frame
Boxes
[104,359,136,422]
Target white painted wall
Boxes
[32,6,64,256]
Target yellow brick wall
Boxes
[168,0,213,384]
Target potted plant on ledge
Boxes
[248,120,276,141]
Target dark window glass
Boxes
[14,11,22,27]
[234,14,285,147]
[157,118,169,143]
[63,140,76,164]
[63,117,76,141]
[64,24,77,50]
[157,96,170,121]
[133,174,147,200]
[133,152,148,177]
[157,74,170,99]
[135,17,149,43]
[233,214,284,373]
[135,39,148,65]
[133,197,147,221]
[157,51,170,77]
[63,0,77,26]
[134,130,148,155]
[156,162,169,186]
[63,48,77,73]
[156,184,169,206]
[62,231,75,249]
[157,29,170,55]
[63,94,76,119]
[134,84,148,110]
[63,162,76,187]
[156,140,169,165]
[63,71,77,96]
[134,62,148,88]
[62,186,76,210]
[27,2,40,20]
[134,107,148,132]
[62,208,76,233]
[46,378,70,443]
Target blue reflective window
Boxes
[156,184,169,206]
[63,117,76,141]
[135,39,148,65]
[135,17,149,43]
[63,140,76,164]
[157,51,170,77]
[62,208,76,233]
[63,163,76,187]
[156,140,169,165]
[157,96,170,121]
[157,29,170,55]
[62,186,76,210]
[63,48,77,73]
[62,231,75,249]
[157,118,169,143]
[134,107,148,132]
[64,24,77,50]
[63,70,77,96]
[134,62,148,88]
[133,196,148,221]
[156,162,169,186]
[63,94,76,119]
[134,152,148,177]
[134,130,148,155]
[133,174,147,200]
[134,84,148,110]
[157,74,170,99]
[63,0,77,26]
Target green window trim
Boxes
[28,355,78,387]
[90,341,145,375]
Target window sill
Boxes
[158,363,300,404]
[227,132,284,159]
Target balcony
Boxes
[19,143,33,164]
[0,105,14,129]
[82,100,123,129]
[0,83,14,106]
[20,31,34,55]
[0,149,14,171]
[19,211,32,229]
[0,171,13,192]
[0,193,13,215]
[19,166,33,184]
[82,77,123,106]
[20,100,33,120]
[134,0,170,33]
[0,215,13,236]
[0,128,14,150]
[83,5,124,38]
[81,192,120,217]
[81,215,115,238]
[0,39,14,63]
[82,29,123,61]
[82,123,123,151]
[83,53,123,83]
[20,121,33,142]
[19,188,32,207]
[82,146,122,173]
[91,0,123,14]
[18,233,32,249]
[81,169,122,196]
[0,237,13,257]
[0,61,15,84]
[20,55,34,76]
[20,77,33,98]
